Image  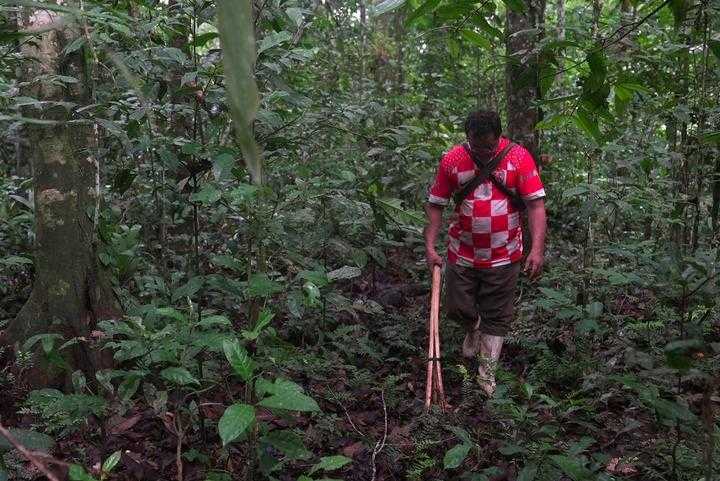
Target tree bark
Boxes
[556,0,565,41]
[4,5,121,386]
[505,0,546,159]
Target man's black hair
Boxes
[464,110,502,139]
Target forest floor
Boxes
[0,238,714,481]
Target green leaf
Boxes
[664,338,703,371]
[471,15,503,40]
[102,451,122,473]
[191,31,219,48]
[118,374,142,402]
[258,378,320,412]
[371,0,406,16]
[303,281,321,306]
[190,184,222,205]
[461,29,491,49]
[669,0,688,27]
[172,276,204,302]
[406,0,441,24]
[550,455,593,481]
[68,464,98,481]
[241,309,275,341]
[709,40,720,61]
[218,403,256,446]
[213,153,235,180]
[155,307,186,322]
[586,301,603,318]
[247,273,283,298]
[443,442,471,469]
[573,110,604,144]
[198,314,232,328]
[263,429,311,460]
[216,0,263,184]
[701,131,720,145]
[446,426,472,444]
[376,197,425,226]
[259,391,320,412]
[297,270,330,288]
[308,455,352,475]
[536,114,573,130]
[160,367,199,386]
[258,31,292,55]
[0,256,33,266]
[112,168,135,194]
[0,429,55,452]
[517,463,537,481]
[223,339,255,381]
[210,254,244,271]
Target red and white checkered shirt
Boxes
[427,136,546,269]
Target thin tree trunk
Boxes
[556,0,565,40]
[4,4,121,386]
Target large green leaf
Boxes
[407,0,441,24]
[218,403,256,446]
[216,0,263,184]
[0,429,55,452]
[709,40,720,61]
[258,31,292,55]
[223,339,255,381]
[257,378,320,412]
[160,367,199,386]
[550,455,593,481]
[263,429,311,460]
[517,463,537,481]
[461,29,491,49]
[668,0,688,27]
[258,390,320,412]
[443,442,471,469]
[246,273,283,298]
[308,455,352,475]
[573,110,604,145]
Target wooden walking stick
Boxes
[425,265,446,410]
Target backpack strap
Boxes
[453,142,516,206]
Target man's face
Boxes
[468,132,499,162]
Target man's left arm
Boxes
[524,198,546,279]
[515,151,547,279]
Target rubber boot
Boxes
[462,317,482,359]
[477,334,503,397]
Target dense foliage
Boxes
[0,0,719,480]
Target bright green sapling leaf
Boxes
[223,339,255,381]
[218,403,256,446]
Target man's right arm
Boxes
[424,150,455,269]
[424,203,444,270]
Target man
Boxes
[424,110,547,396]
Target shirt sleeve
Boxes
[427,152,455,206]
[516,149,546,200]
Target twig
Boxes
[0,423,61,481]
[339,402,366,438]
[174,415,184,481]
[370,390,388,481]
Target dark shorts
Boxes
[444,261,521,337]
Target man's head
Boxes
[464,110,502,161]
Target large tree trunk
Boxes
[505,0,546,160]
[4,5,120,386]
